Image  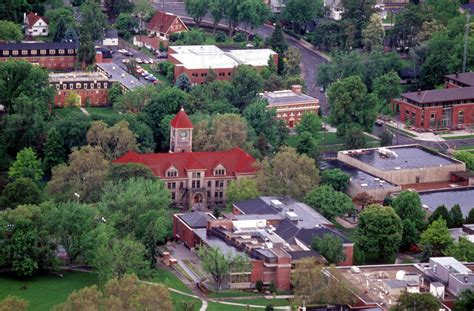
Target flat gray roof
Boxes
[96,63,143,90]
[194,229,246,257]
[261,90,318,106]
[420,188,474,217]
[345,145,460,170]
[322,160,399,190]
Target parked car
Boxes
[156,52,167,59]
[135,58,143,64]
[122,59,130,63]
[148,59,154,64]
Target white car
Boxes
[135,58,143,64]
[148,59,154,64]
[121,59,130,63]
[143,59,149,64]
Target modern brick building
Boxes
[0,42,78,70]
[391,72,474,130]
[24,12,48,37]
[168,45,278,84]
[173,196,353,291]
[261,85,320,128]
[49,72,110,107]
[114,109,257,209]
[147,10,188,39]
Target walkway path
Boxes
[79,107,89,116]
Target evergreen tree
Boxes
[450,204,464,228]
[174,73,192,92]
[466,209,474,224]
[63,28,79,42]
[43,128,66,176]
[8,148,43,182]
[428,205,452,227]
[267,22,288,54]
[296,132,318,158]
[53,17,67,42]
[78,33,95,66]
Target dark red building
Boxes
[0,42,78,70]
[49,72,111,107]
[391,72,474,130]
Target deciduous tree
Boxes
[107,163,156,183]
[0,204,56,277]
[428,204,452,227]
[185,0,208,26]
[420,218,452,256]
[327,76,377,136]
[226,179,261,210]
[0,296,28,311]
[321,169,350,192]
[47,145,109,203]
[283,0,323,32]
[0,178,42,210]
[87,120,137,160]
[0,20,22,42]
[292,258,355,306]
[231,65,264,110]
[305,185,354,220]
[392,190,426,230]
[391,291,441,311]
[312,234,346,264]
[256,147,319,200]
[80,0,107,40]
[446,237,474,262]
[175,73,192,92]
[453,289,474,311]
[357,205,403,261]
[197,246,250,291]
[362,14,385,52]
[47,202,97,264]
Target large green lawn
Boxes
[149,268,193,294]
[0,271,97,311]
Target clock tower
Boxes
[169,107,193,153]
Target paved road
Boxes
[153,0,329,113]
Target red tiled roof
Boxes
[25,12,47,28]
[114,148,257,178]
[170,108,193,128]
[147,10,186,34]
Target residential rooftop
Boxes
[96,63,143,90]
[343,145,460,171]
[420,187,474,217]
[178,212,214,229]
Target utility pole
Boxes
[462,13,471,73]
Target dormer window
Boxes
[214,165,226,176]
[166,167,178,177]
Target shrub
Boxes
[255,280,264,292]
[215,31,226,43]
[234,31,246,43]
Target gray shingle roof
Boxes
[401,86,474,104]
[178,212,213,228]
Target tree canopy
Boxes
[305,185,354,220]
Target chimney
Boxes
[291,85,302,95]
[417,89,421,95]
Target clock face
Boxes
[179,131,188,139]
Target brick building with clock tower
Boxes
[115,108,257,209]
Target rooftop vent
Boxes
[270,199,283,211]
[286,211,298,221]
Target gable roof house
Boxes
[24,12,48,37]
[146,10,188,39]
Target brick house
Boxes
[24,12,48,37]
[50,72,110,107]
[0,42,78,70]
[261,85,320,128]
[172,196,354,291]
[168,45,278,84]
[391,72,474,130]
[114,108,257,209]
[147,10,188,39]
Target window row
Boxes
[55,82,108,90]
[2,49,75,56]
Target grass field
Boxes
[285,132,378,150]
[0,271,97,311]
[208,290,261,298]
[150,268,192,294]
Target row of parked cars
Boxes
[136,65,160,85]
